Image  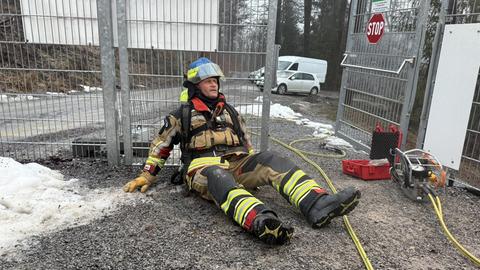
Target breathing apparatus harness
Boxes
[170,82,247,185]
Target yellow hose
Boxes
[428,194,480,267]
[267,135,374,270]
[251,132,479,268]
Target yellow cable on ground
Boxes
[266,134,374,270]
[428,194,480,267]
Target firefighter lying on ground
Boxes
[123,57,361,245]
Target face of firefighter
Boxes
[197,77,219,99]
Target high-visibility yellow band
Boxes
[188,157,230,175]
[291,180,320,207]
[180,88,188,102]
[233,197,251,223]
[235,197,260,225]
[283,170,306,196]
[220,188,251,213]
[146,156,162,165]
[187,67,199,80]
[291,180,319,205]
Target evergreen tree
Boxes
[309,0,348,91]
[303,0,312,56]
[278,0,302,55]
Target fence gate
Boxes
[335,0,430,151]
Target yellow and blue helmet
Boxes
[186,57,225,84]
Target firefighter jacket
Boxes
[142,94,254,177]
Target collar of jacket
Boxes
[191,93,226,113]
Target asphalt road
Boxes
[0,82,262,142]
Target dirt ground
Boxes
[1,91,479,270]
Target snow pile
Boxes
[235,103,302,120]
[46,92,67,96]
[295,118,334,135]
[236,99,352,149]
[0,157,133,254]
[270,103,303,119]
[79,84,102,92]
[0,94,39,103]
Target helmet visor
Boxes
[187,63,225,84]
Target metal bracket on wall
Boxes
[340,54,415,75]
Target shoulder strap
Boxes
[180,102,192,151]
[224,103,245,143]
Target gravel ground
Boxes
[1,92,479,270]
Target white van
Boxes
[277,56,327,83]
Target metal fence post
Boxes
[399,0,431,149]
[260,0,278,152]
[335,0,358,136]
[97,0,120,165]
[117,0,132,165]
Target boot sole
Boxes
[258,217,294,245]
[313,190,361,228]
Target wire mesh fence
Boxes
[0,0,272,164]
[117,0,270,165]
[0,0,106,161]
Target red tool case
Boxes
[341,160,391,180]
[342,124,401,181]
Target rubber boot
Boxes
[300,186,361,228]
[203,165,293,245]
[251,210,294,245]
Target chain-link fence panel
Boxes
[0,0,108,161]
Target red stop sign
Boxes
[366,13,385,44]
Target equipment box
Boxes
[342,159,391,180]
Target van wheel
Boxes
[278,84,287,95]
[309,87,318,95]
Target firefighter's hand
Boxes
[123,172,156,193]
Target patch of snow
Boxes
[0,157,135,254]
[79,85,102,92]
[236,102,352,149]
[0,94,39,103]
[46,92,66,96]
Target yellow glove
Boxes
[123,171,156,193]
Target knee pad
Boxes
[202,166,237,204]
[242,150,296,174]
